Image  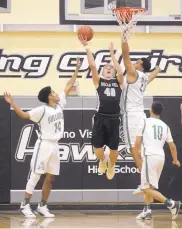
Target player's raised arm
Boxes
[64,57,82,96]
[147,66,161,84]
[109,42,123,86]
[79,35,99,88]
[4,92,30,119]
[121,39,136,83]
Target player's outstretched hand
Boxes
[78,35,88,47]
[76,57,82,69]
[155,66,161,73]
[173,160,181,167]
[4,92,13,105]
[109,42,115,56]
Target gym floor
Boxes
[0,210,181,228]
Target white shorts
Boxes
[141,155,165,190]
[31,139,60,175]
[123,112,146,149]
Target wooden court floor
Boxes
[0,210,182,228]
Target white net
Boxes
[108,0,116,11]
[112,8,146,42]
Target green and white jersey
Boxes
[137,117,173,156]
[28,92,66,142]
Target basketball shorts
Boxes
[123,111,146,149]
[141,155,165,190]
[91,113,120,150]
[30,139,60,175]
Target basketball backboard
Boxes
[0,0,10,13]
[60,0,182,25]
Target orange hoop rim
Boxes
[112,7,146,14]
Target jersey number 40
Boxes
[104,88,116,97]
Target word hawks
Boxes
[15,124,131,163]
[0,49,182,78]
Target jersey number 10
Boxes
[104,88,116,97]
[152,125,163,140]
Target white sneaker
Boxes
[98,159,107,174]
[37,204,55,218]
[106,160,115,180]
[133,185,144,196]
[20,202,36,218]
[169,201,181,220]
[136,209,152,220]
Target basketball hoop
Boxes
[112,7,146,41]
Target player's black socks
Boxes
[23,198,30,206]
[164,199,175,208]
[144,204,151,212]
[40,200,47,206]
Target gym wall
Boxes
[9,96,182,203]
[0,0,59,24]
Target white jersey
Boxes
[122,70,148,113]
[28,92,66,142]
[138,117,173,156]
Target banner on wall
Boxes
[0,49,182,79]
[0,33,182,96]
[10,96,152,203]
[10,96,182,203]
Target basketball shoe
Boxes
[106,159,115,180]
[36,204,55,218]
[136,208,152,220]
[20,202,36,218]
[98,159,107,174]
[168,201,181,220]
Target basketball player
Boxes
[121,37,161,167]
[134,101,181,220]
[79,36,123,180]
[4,58,82,218]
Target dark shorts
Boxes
[91,113,120,150]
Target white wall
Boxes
[0,0,59,24]
[152,0,180,16]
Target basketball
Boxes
[78,26,94,41]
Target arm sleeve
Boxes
[166,126,173,143]
[137,119,145,137]
[27,106,44,123]
[59,92,67,108]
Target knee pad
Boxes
[26,172,41,194]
